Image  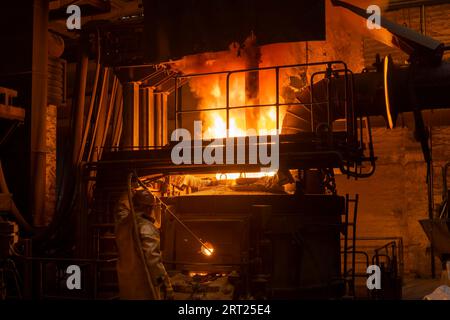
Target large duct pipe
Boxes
[282,0,450,135]
[282,61,450,133]
[393,63,450,113]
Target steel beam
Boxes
[121,82,140,148]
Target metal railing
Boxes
[173,61,355,141]
[341,236,404,299]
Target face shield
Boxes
[133,189,162,229]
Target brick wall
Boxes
[337,3,450,277]
[336,127,450,276]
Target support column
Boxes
[122,82,140,148]
[162,93,168,146]
[139,88,149,146]
[148,87,155,146]
[155,93,168,146]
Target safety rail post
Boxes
[226,73,231,136]
[275,67,280,131]
[174,77,178,132]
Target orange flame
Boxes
[169,0,370,177]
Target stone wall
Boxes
[333,2,450,277]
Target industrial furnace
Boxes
[0,0,449,302]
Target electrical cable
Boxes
[78,28,101,164]
[34,28,103,246]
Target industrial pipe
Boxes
[72,38,89,165]
[282,61,450,133]
[77,29,101,164]
[98,77,119,160]
[30,0,49,227]
[88,68,110,162]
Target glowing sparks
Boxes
[189,272,208,277]
[215,171,276,181]
[201,242,214,256]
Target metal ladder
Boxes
[341,194,359,298]
[91,223,119,299]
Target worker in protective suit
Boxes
[114,186,173,300]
